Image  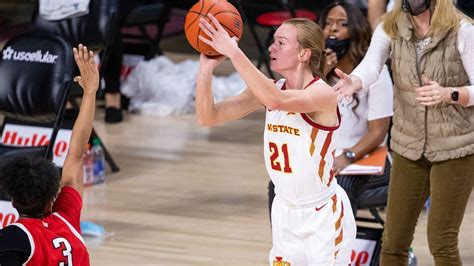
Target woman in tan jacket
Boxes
[334,0,474,265]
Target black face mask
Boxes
[326,37,350,60]
[403,0,430,16]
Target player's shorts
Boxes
[269,185,356,266]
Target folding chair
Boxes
[238,0,317,78]
[33,0,119,84]
[355,179,389,265]
[32,0,122,172]
[0,33,74,201]
[357,185,388,225]
[120,1,171,59]
[0,33,75,221]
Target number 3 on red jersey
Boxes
[53,237,73,266]
[269,142,293,173]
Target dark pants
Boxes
[336,158,391,216]
[102,30,122,94]
[102,1,136,94]
[380,153,474,266]
[104,1,162,94]
[268,180,275,222]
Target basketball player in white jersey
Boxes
[196,15,356,265]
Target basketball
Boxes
[184,0,243,56]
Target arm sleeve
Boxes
[0,226,31,265]
[457,21,474,106]
[367,65,394,121]
[352,24,392,88]
[52,186,83,232]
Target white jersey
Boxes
[264,78,341,207]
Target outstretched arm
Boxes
[199,15,336,114]
[61,44,99,196]
[195,50,262,127]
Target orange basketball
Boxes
[184,0,243,56]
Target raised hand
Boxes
[415,76,450,106]
[333,68,360,101]
[198,14,239,58]
[73,44,99,95]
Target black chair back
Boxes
[0,33,74,159]
[33,0,119,50]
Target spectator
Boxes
[269,1,394,219]
[334,0,474,264]
[322,1,393,216]
[102,1,138,123]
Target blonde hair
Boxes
[383,0,465,38]
[283,18,326,79]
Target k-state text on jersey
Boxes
[266,123,300,136]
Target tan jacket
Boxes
[389,15,474,162]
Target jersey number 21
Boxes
[269,142,293,173]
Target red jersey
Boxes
[11,186,90,266]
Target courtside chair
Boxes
[0,33,73,163]
[33,0,119,87]
[33,0,121,172]
[120,1,171,59]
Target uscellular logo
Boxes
[2,46,59,64]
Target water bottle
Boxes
[92,138,106,184]
[408,247,418,266]
[82,144,94,186]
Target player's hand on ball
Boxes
[199,14,239,57]
[199,53,226,71]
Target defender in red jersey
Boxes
[0,44,99,265]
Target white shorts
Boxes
[269,185,356,266]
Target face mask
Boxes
[326,37,350,60]
[403,0,430,16]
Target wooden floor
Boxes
[84,110,473,265]
[79,53,473,265]
[84,111,273,265]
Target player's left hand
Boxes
[199,53,226,71]
[199,14,239,58]
[415,76,450,106]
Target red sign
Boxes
[1,123,72,167]
[350,238,377,266]
[0,201,19,229]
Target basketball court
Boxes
[0,1,473,265]
[73,52,473,265]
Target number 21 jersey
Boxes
[264,78,341,206]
